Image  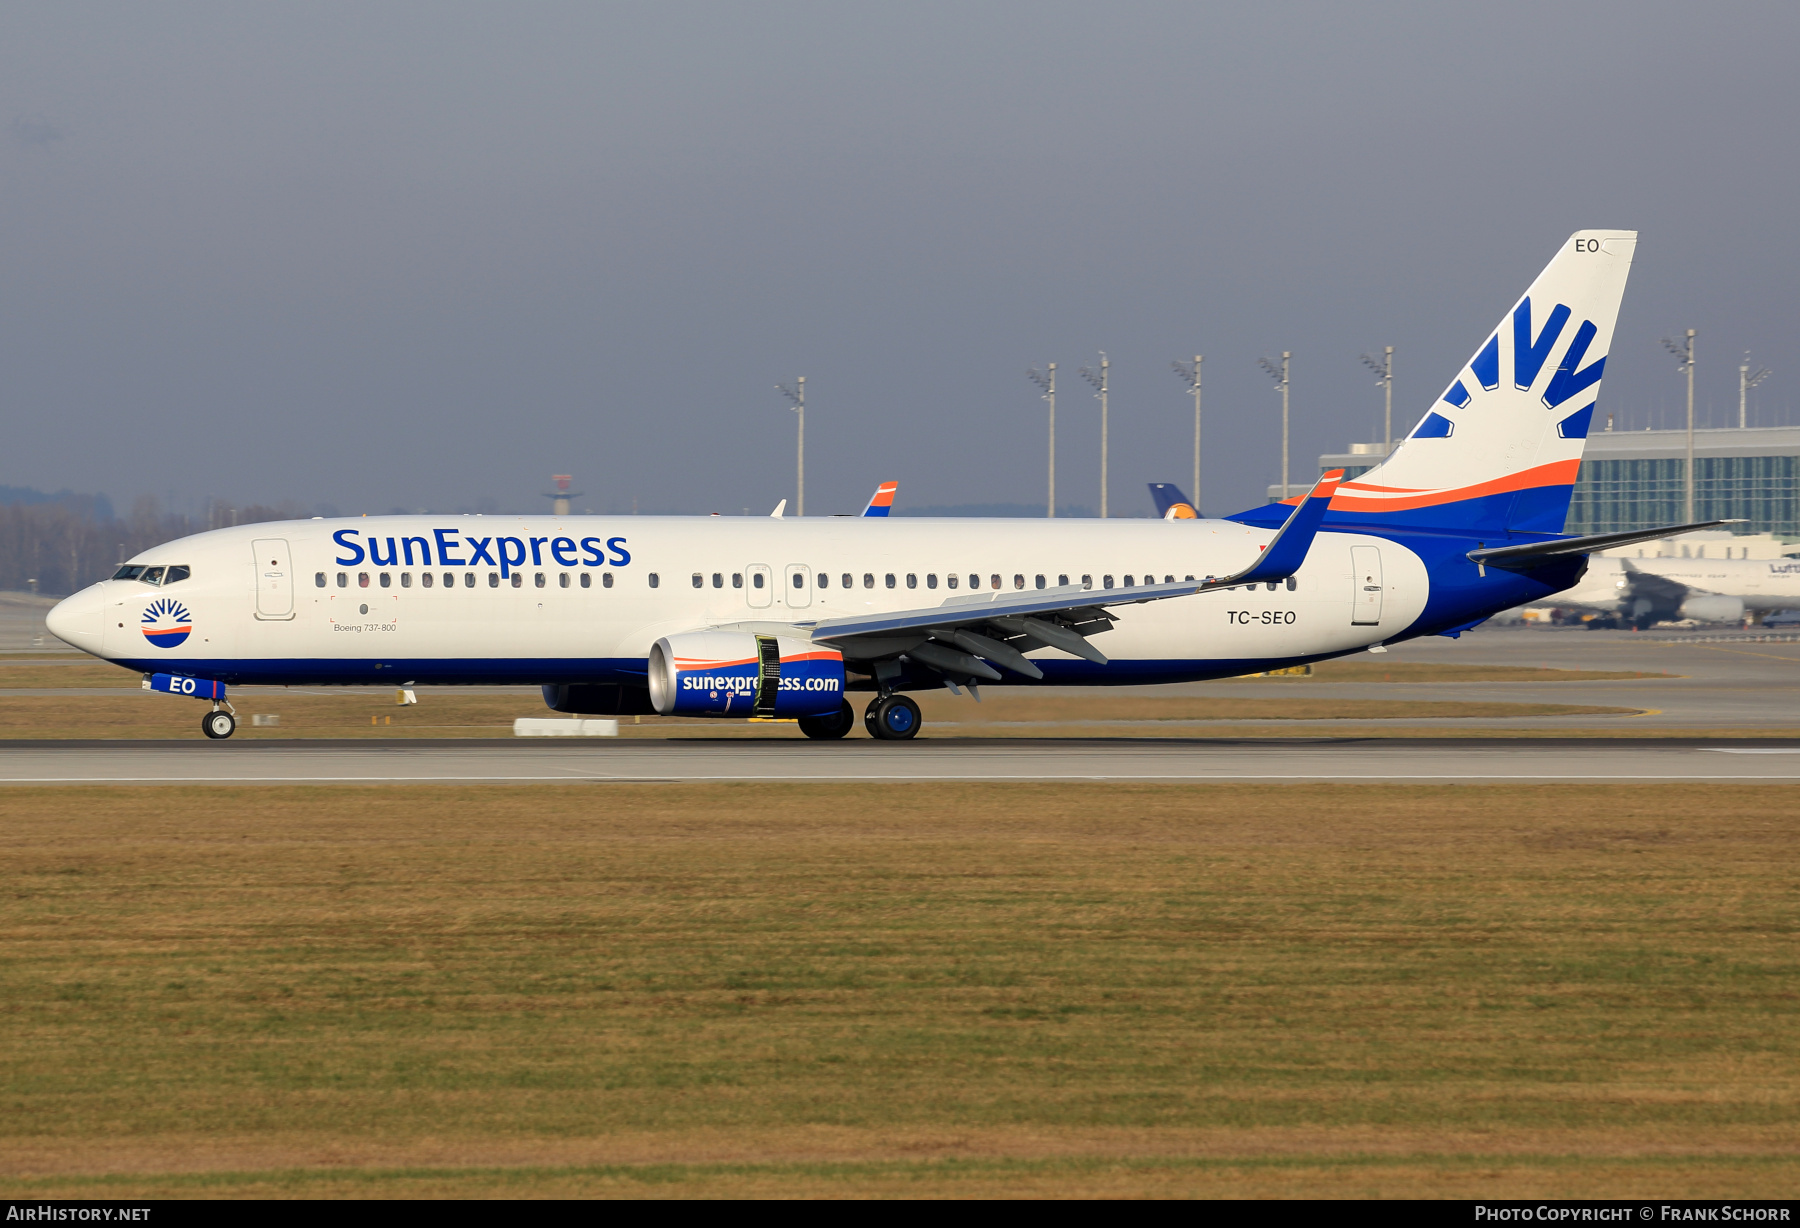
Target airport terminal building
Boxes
[1281,425,1800,541]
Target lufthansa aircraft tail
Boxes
[1255,230,1637,537]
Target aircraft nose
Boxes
[46,585,105,655]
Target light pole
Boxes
[776,376,805,516]
[1027,364,1057,517]
[1079,353,1110,518]
[1171,356,1202,511]
[1360,345,1394,454]
[1661,331,1695,522]
[1739,353,1771,430]
[1259,351,1291,499]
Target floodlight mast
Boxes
[1171,356,1202,512]
[1258,351,1291,499]
[1027,364,1057,517]
[776,377,805,516]
[1661,331,1696,522]
[1360,346,1394,455]
[1739,353,1771,430]
[1079,353,1110,517]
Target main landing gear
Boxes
[864,694,921,741]
[202,708,237,740]
[798,700,856,741]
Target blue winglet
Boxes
[1231,469,1343,585]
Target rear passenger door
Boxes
[1350,545,1382,626]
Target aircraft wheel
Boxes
[202,710,237,740]
[867,694,922,741]
[798,700,855,740]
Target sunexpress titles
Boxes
[332,528,631,580]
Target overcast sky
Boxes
[3,2,1797,519]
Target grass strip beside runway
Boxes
[2,783,1796,1197]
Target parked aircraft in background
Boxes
[52,230,1717,741]
[1555,555,1800,628]
[1148,484,1199,520]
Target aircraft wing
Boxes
[712,469,1341,682]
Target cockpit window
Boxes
[112,564,189,585]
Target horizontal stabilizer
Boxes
[1467,519,1747,566]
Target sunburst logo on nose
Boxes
[141,596,192,648]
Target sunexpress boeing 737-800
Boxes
[48,230,1723,741]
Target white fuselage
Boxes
[50,514,1429,685]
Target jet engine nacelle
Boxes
[648,631,846,718]
[1677,594,1744,624]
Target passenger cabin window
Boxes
[711,573,722,588]
[338,573,348,588]
[1014,574,1024,589]
[792,573,804,589]
[315,572,326,587]
[602,572,613,588]
[906,573,916,589]
[969,574,980,590]
[380,572,392,587]
[1058,574,1069,586]
[947,574,959,589]
[1081,574,1092,589]
[1286,577,1298,591]
[733,573,744,589]
[488,573,499,588]
[359,572,370,588]
[926,574,937,589]
[753,573,764,589]
[580,573,591,588]
[1123,575,1134,587]
[561,573,571,588]
[1035,575,1045,589]
[840,573,851,589]
[885,573,896,589]
[990,574,1001,590]
[400,572,412,588]
[648,573,660,588]
[863,573,874,589]
[535,573,546,588]
[422,573,434,588]
[511,574,523,588]
[464,573,475,588]
[1103,575,1114,589]
[818,573,829,588]
[692,573,704,589]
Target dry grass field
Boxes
[3,782,1797,1198]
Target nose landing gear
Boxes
[202,707,237,740]
[865,694,922,740]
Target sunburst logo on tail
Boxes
[141,597,192,648]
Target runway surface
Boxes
[6,736,1800,782]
